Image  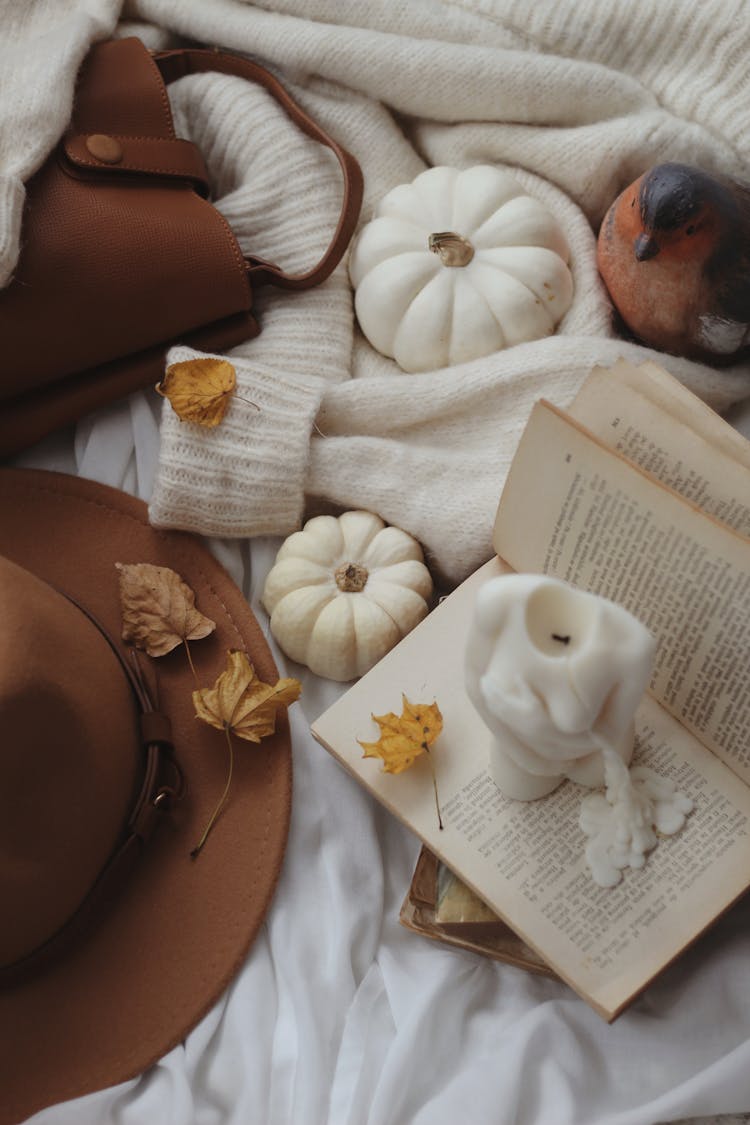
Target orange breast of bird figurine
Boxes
[597,162,750,363]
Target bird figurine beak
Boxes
[634,233,659,261]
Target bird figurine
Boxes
[597,162,750,363]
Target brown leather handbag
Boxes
[0,37,363,457]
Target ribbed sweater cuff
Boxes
[0,177,25,288]
[148,346,326,537]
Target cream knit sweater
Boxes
[3,0,750,584]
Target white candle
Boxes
[465,574,656,801]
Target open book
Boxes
[311,359,750,1021]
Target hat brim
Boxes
[0,468,292,1123]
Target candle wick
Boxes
[551,633,571,645]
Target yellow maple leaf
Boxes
[359,694,443,774]
[191,650,301,857]
[116,561,216,658]
[192,649,301,743]
[156,357,237,426]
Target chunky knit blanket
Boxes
[2,0,750,583]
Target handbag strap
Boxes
[154,47,364,291]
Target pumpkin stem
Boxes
[335,562,369,592]
[428,231,475,267]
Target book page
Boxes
[569,361,750,535]
[493,402,750,784]
[578,359,750,469]
[311,558,750,1020]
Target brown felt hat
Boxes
[0,467,292,1124]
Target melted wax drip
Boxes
[579,744,694,888]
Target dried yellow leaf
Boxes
[156,358,236,426]
[193,649,301,742]
[190,650,300,858]
[359,694,443,774]
[116,562,216,657]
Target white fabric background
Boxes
[4,0,750,1120]
[14,391,750,1125]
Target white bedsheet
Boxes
[16,390,750,1125]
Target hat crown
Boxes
[0,557,140,968]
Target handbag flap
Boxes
[72,38,176,138]
[62,134,210,196]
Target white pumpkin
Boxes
[262,511,433,682]
[349,165,574,372]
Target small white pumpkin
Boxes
[262,511,433,682]
[349,165,574,372]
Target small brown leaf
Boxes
[116,562,216,657]
[359,694,443,774]
[156,358,236,426]
[193,649,301,742]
